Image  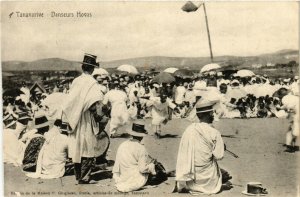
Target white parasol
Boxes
[163,67,178,74]
[117,64,139,75]
[236,69,255,78]
[200,63,221,73]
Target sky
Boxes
[1,1,299,62]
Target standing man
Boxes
[147,93,178,138]
[103,82,129,138]
[175,99,229,194]
[282,94,299,152]
[62,54,106,184]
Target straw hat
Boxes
[33,111,50,129]
[242,182,268,196]
[79,53,99,68]
[195,98,218,114]
[128,120,148,137]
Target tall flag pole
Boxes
[202,3,214,63]
[182,1,214,63]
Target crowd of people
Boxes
[2,53,299,194]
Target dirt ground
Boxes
[4,118,300,197]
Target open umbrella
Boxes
[152,72,175,84]
[182,1,200,12]
[92,68,109,77]
[200,63,221,73]
[272,88,290,99]
[174,69,194,78]
[236,69,255,78]
[117,64,138,75]
[163,67,178,74]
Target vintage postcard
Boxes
[1,1,299,197]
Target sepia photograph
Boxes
[1,1,299,197]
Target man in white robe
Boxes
[146,93,178,138]
[62,54,105,184]
[113,121,156,192]
[282,94,299,152]
[103,84,129,138]
[175,99,227,194]
[175,82,186,105]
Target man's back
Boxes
[113,140,148,173]
[184,123,224,165]
[70,73,95,90]
[40,126,68,178]
[176,122,224,194]
[43,126,68,163]
[113,139,154,192]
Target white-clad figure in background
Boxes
[103,83,129,138]
[146,93,178,138]
[175,82,186,106]
[282,94,299,153]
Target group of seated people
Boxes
[20,70,299,122]
[3,96,233,195]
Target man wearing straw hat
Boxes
[113,120,157,192]
[175,98,230,194]
[62,54,106,184]
[22,111,51,172]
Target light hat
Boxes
[128,120,148,137]
[242,182,268,196]
[33,111,50,129]
[195,98,218,114]
[79,53,99,68]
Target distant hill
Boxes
[2,49,298,71]
[2,58,80,71]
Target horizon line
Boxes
[2,48,299,63]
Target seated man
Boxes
[25,120,69,179]
[113,120,156,192]
[175,98,230,194]
[22,112,50,172]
